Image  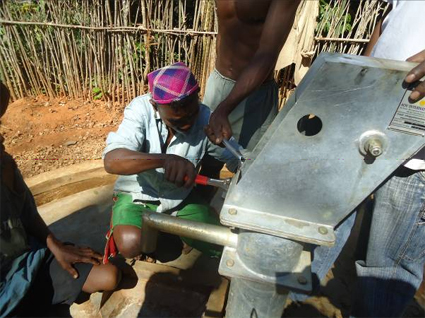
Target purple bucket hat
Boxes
[147,62,199,104]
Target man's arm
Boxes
[206,0,300,144]
[103,99,196,187]
[364,2,391,56]
[104,149,167,175]
[14,174,103,279]
[104,149,196,188]
[27,210,103,278]
[363,18,384,57]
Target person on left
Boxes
[0,81,121,317]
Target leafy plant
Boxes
[92,86,103,100]
[317,0,352,37]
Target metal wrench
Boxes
[222,138,246,165]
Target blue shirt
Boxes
[103,94,240,211]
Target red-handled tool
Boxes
[186,175,231,190]
[194,175,210,186]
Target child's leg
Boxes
[82,263,121,293]
[176,192,222,257]
[14,252,120,314]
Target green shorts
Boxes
[111,192,222,257]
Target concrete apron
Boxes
[29,163,229,318]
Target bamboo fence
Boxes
[0,0,217,102]
[0,0,387,104]
[314,0,389,55]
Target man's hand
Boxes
[205,107,233,145]
[406,49,425,102]
[47,235,102,279]
[163,154,196,188]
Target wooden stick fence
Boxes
[0,0,387,104]
[0,0,217,102]
[0,19,218,35]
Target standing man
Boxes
[350,1,425,316]
[290,1,425,317]
[204,0,300,151]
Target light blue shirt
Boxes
[103,94,240,211]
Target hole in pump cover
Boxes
[297,114,322,136]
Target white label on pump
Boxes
[388,89,425,136]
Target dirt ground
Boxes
[0,96,123,178]
[1,97,424,317]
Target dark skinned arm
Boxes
[205,0,301,144]
[363,3,391,56]
[104,148,196,188]
[26,211,103,279]
[3,160,103,279]
[104,148,168,175]
[363,17,384,57]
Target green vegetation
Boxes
[317,0,352,37]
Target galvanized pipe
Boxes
[141,210,238,248]
[224,232,304,318]
[226,278,289,318]
[140,220,159,253]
